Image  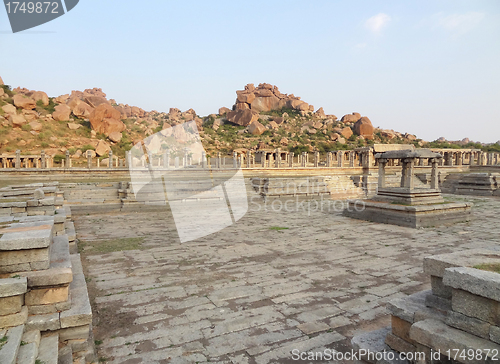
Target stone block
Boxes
[0,295,24,316]
[410,319,500,362]
[0,306,28,328]
[23,268,73,288]
[490,326,500,345]
[30,260,50,270]
[11,207,26,214]
[27,199,38,207]
[423,249,500,278]
[0,277,27,297]
[430,275,452,299]
[25,312,60,331]
[385,333,416,355]
[452,288,500,325]
[34,189,45,200]
[28,295,71,315]
[50,235,72,269]
[386,290,430,323]
[0,263,30,274]
[0,248,49,267]
[16,342,38,364]
[425,293,451,313]
[36,334,59,364]
[59,325,90,341]
[25,285,69,306]
[391,316,413,343]
[0,324,24,364]
[446,310,490,339]
[0,222,53,250]
[444,266,500,302]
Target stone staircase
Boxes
[0,185,95,363]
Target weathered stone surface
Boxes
[354,116,374,139]
[423,249,500,278]
[385,332,416,355]
[430,275,452,299]
[29,120,43,132]
[0,277,27,298]
[446,310,490,339]
[341,113,361,123]
[36,334,59,364]
[67,122,81,130]
[218,107,231,115]
[0,295,23,316]
[108,131,122,143]
[491,326,500,345]
[443,266,500,302]
[0,248,49,267]
[451,288,499,325]
[0,222,53,250]
[16,342,38,364]
[386,290,430,323]
[25,285,69,306]
[0,324,24,364]
[0,306,28,328]
[13,94,36,110]
[340,127,353,139]
[410,319,500,361]
[2,104,16,115]
[32,91,49,106]
[25,312,60,331]
[23,268,72,288]
[9,113,27,128]
[95,140,111,157]
[59,325,90,341]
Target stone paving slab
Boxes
[74,194,500,363]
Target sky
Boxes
[1,0,499,143]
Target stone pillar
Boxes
[97,158,100,168]
[88,151,93,168]
[431,158,439,190]
[469,152,475,166]
[275,149,280,168]
[326,152,332,167]
[301,152,307,167]
[400,160,407,187]
[233,151,238,169]
[174,157,179,168]
[378,158,387,189]
[457,152,463,166]
[261,152,266,168]
[349,152,354,167]
[268,152,273,168]
[246,150,251,168]
[109,150,113,169]
[406,159,414,189]
[184,148,189,167]
[41,150,46,169]
[65,150,70,169]
[239,153,243,168]
[289,152,294,168]
[314,152,319,167]
[202,151,207,169]
[418,158,424,166]
[337,151,344,167]
[15,150,21,169]
[218,153,222,169]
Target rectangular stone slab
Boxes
[443,266,500,302]
[0,222,53,250]
[424,249,500,278]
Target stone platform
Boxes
[343,200,472,228]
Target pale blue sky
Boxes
[1,0,499,142]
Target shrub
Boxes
[21,124,32,132]
[41,142,49,148]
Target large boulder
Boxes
[29,120,43,131]
[250,95,280,113]
[89,104,126,136]
[54,94,70,104]
[67,122,81,130]
[248,121,266,136]
[226,109,259,127]
[95,140,111,156]
[353,117,374,139]
[340,127,353,139]
[341,113,361,123]
[218,107,231,115]
[108,131,122,143]
[32,91,49,106]
[237,92,256,104]
[315,107,326,119]
[52,104,72,121]
[2,104,16,115]
[73,102,94,118]
[9,114,27,128]
[84,96,109,108]
[13,94,36,110]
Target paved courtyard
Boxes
[74,194,500,364]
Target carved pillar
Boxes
[202,151,207,169]
[289,152,294,168]
[15,150,21,169]
[88,150,93,168]
[261,152,266,168]
[41,150,46,169]
[314,151,319,167]
[65,150,70,169]
[431,158,439,190]
[109,150,113,169]
[246,150,251,168]
[233,151,238,169]
[378,158,387,189]
[337,151,344,167]
[275,148,280,168]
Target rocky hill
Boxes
[0,77,497,163]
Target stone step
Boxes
[0,325,24,364]
[36,333,59,364]
[18,330,41,364]
[64,222,76,243]
[351,327,409,364]
[410,319,500,363]
[59,255,92,330]
[57,345,72,364]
